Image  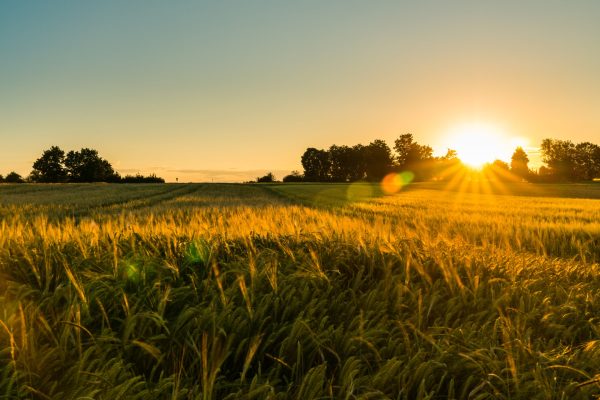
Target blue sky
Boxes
[1,1,599,181]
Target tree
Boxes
[328,145,356,182]
[256,172,276,183]
[442,149,458,161]
[394,134,433,168]
[119,174,164,183]
[5,171,24,183]
[573,142,600,181]
[482,160,512,181]
[364,139,394,181]
[0,174,4,183]
[539,139,600,181]
[282,171,304,182]
[31,146,67,182]
[530,165,554,183]
[30,145,164,183]
[301,148,331,182]
[394,134,415,167]
[393,134,435,180]
[510,147,530,180]
[540,139,576,181]
[422,148,461,181]
[64,148,120,182]
[348,144,368,181]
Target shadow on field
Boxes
[414,181,600,200]
[262,181,600,210]
[261,182,413,209]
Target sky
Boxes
[1,1,599,182]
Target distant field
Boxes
[415,180,600,199]
[0,183,599,399]
[267,181,600,206]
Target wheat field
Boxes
[0,182,599,399]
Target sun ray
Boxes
[441,122,527,170]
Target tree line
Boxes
[538,139,600,182]
[257,135,599,183]
[299,135,454,182]
[0,146,164,184]
[482,139,600,183]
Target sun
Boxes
[442,122,526,169]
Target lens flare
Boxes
[381,171,414,194]
[122,261,140,282]
[346,182,374,202]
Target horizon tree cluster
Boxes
[0,146,165,184]
[283,135,600,184]
[538,139,600,182]
[0,171,25,183]
[295,134,459,183]
[2,140,599,185]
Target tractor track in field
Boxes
[72,184,203,219]
[0,184,202,223]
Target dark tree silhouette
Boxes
[31,146,67,182]
[0,174,3,183]
[393,134,435,180]
[540,139,576,181]
[394,133,433,168]
[574,142,600,181]
[300,137,457,183]
[533,165,555,183]
[394,134,414,167]
[394,134,432,168]
[282,171,304,182]
[431,148,462,181]
[442,149,458,161]
[120,174,165,183]
[364,139,394,181]
[510,147,530,180]
[5,171,25,183]
[29,145,164,183]
[328,145,356,182]
[296,136,598,184]
[256,172,276,183]
[301,148,331,182]
[537,139,600,181]
[348,144,368,181]
[64,148,120,182]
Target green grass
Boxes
[265,182,385,207]
[0,182,599,399]
[265,181,600,204]
[414,181,600,199]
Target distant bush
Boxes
[119,174,165,183]
[282,170,304,182]
[256,172,276,183]
[4,171,25,183]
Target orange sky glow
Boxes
[1,2,599,182]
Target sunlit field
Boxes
[1,183,599,399]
